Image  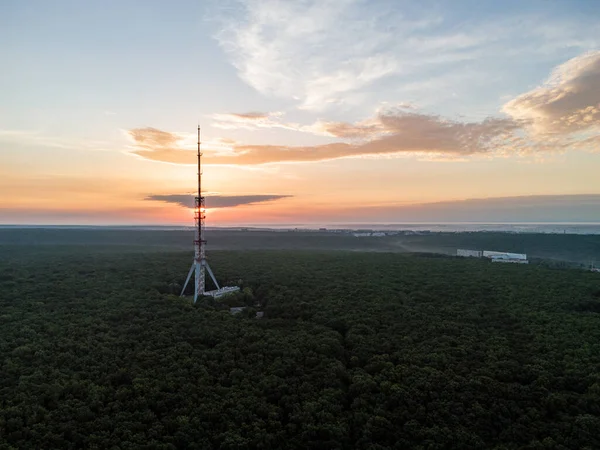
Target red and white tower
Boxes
[180,126,238,303]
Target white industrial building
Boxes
[457,249,483,258]
[457,249,528,264]
[206,286,241,298]
[490,258,529,264]
[483,251,528,264]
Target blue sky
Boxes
[1,0,600,224]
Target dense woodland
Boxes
[1,236,600,449]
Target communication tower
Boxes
[180,126,239,303]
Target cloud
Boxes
[145,194,292,208]
[0,129,112,151]
[227,112,269,120]
[130,108,518,165]
[128,51,600,165]
[211,111,301,131]
[220,113,517,164]
[503,51,600,136]
[210,103,421,139]
[214,1,600,111]
[214,0,461,110]
[127,127,192,164]
[312,119,384,140]
[127,127,240,164]
[129,127,180,147]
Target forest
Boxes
[1,236,600,449]
[1,227,599,266]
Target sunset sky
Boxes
[2,0,600,225]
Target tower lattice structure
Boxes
[180,126,224,303]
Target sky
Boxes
[1,0,600,226]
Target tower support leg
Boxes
[205,261,220,290]
[180,263,195,297]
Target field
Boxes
[1,229,600,449]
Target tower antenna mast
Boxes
[180,126,239,302]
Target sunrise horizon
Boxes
[2,0,600,225]
[2,193,600,227]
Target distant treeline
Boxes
[1,228,599,265]
[396,232,600,266]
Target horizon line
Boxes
[3,222,600,228]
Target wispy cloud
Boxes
[210,104,418,138]
[145,194,292,208]
[129,108,517,165]
[126,128,241,164]
[0,129,112,151]
[126,127,191,164]
[221,112,269,120]
[220,111,518,164]
[214,0,451,110]
[211,111,300,131]
[129,50,600,165]
[214,0,599,111]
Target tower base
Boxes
[180,259,239,303]
[205,286,241,298]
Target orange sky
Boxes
[2,2,600,225]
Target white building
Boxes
[483,251,528,264]
[457,249,483,258]
[491,258,529,264]
[207,286,240,298]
